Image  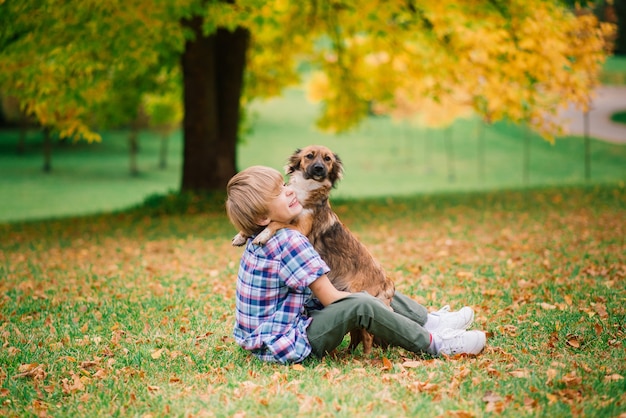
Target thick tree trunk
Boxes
[613,0,626,55]
[180,16,250,193]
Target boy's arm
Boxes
[309,274,351,307]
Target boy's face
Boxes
[260,183,302,226]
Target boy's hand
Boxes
[309,275,351,307]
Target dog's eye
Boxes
[324,155,332,162]
[306,153,314,159]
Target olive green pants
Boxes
[306,291,431,358]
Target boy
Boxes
[226,165,486,364]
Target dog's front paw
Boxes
[252,228,273,245]
[232,232,248,247]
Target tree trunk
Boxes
[42,127,52,173]
[159,133,168,170]
[444,126,455,183]
[17,120,27,154]
[614,0,626,55]
[180,16,250,193]
[129,127,139,177]
[523,125,530,185]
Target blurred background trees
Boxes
[0,0,616,193]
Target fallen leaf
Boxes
[407,381,439,393]
[566,335,581,348]
[447,411,475,418]
[151,348,165,359]
[560,371,582,387]
[604,374,624,382]
[546,368,558,384]
[61,373,85,394]
[593,302,608,319]
[482,391,502,403]
[13,363,47,381]
[509,369,530,378]
[402,360,422,368]
[382,357,393,370]
[292,364,306,371]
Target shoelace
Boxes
[433,328,466,353]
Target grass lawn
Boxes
[1,87,625,223]
[1,72,625,415]
[601,55,626,85]
[0,184,624,416]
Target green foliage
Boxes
[0,0,614,142]
[1,184,624,416]
[611,110,626,124]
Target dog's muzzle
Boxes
[307,163,328,180]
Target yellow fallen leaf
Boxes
[382,357,393,370]
[292,364,306,371]
[509,369,530,378]
[402,361,422,368]
[151,348,165,359]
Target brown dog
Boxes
[233,145,395,354]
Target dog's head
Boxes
[285,145,343,187]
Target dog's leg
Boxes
[251,221,291,245]
[361,330,375,355]
[348,329,363,352]
[232,231,248,246]
[252,214,314,245]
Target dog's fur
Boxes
[233,145,395,354]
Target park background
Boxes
[1,1,626,417]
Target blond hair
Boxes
[226,166,284,236]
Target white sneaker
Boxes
[424,305,474,332]
[429,328,486,356]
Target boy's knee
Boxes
[348,291,388,315]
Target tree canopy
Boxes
[0,0,614,192]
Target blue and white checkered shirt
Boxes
[233,228,329,363]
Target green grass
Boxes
[1,87,625,223]
[1,184,624,416]
[601,55,626,85]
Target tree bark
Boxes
[129,128,139,177]
[42,127,52,173]
[180,16,250,193]
[613,0,626,55]
[159,133,168,170]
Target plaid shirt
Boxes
[233,228,329,363]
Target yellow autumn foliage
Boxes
[0,0,614,141]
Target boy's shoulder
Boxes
[260,228,310,251]
[273,227,307,242]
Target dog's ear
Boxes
[329,153,344,187]
[285,148,302,175]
